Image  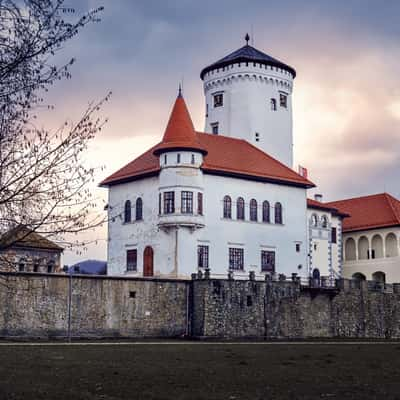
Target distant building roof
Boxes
[100,96,313,189]
[307,198,350,218]
[200,43,296,80]
[0,226,63,251]
[70,259,107,275]
[327,193,400,233]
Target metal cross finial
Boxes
[245,33,250,45]
[178,83,182,98]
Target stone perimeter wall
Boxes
[1,272,400,339]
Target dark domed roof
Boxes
[200,44,296,80]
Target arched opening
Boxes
[143,246,154,277]
[136,198,143,221]
[372,271,386,284]
[321,215,328,228]
[237,197,245,220]
[358,236,369,260]
[352,272,366,281]
[223,196,231,219]
[262,201,270,223]
[124,200,131,223]
[371,234,383,259]
[385,233,398,257]
[345,238,356,261]
[47,261,55,274]
[311,214,318,227]
[311,268,320,287]
[250,199,257,222]
[274,202,283,224]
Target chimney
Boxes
[314,194,323,202]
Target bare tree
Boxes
[0,0,109,258]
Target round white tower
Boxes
[200,34,296,168]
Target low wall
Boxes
[0,273,400,339]
[0,273,188,338]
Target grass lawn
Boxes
[0,342,400,399]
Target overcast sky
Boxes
[45,0,400,264]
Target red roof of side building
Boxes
[326,193,400,232]
[307,198,350,218]
[100,95,315,188]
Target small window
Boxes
[206,104,208,118]
[126,249,137,272]
[158,193,162,215]
[136,198,143,221]
[163,191,175,214]
[331,227,337,244]
[223,195,232,219]
[18,261,25,272]
[124,200,131,223]
[47,263,54,273]
[296,243,301,253]
[250,199,258,222]
[311,214,318,227]
[181,191,193,214]
[191,154,195,164]
[198,245,209,268]
[177,153,181,164]
[213,93,223,107]
[229,248,244,270]
[261,250,275,273]
[262,201,270,223]
[314,243,318,251]
[271,98,277,111]
[33,263,39,273]
[164,154,167,165]
[237,197,245,220]
[280,93,288,108]
[274,202,283,224]
[321,215,328,228]
[198,192,203,215]
[129,291,136,299]
[255,132,260,142]
[211,122,219,135]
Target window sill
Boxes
[221,218,284,226]
[122,220,143,225]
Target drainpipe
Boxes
[67,270,72,342]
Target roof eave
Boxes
[99,169,160,188]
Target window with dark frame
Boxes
[271,98,277,111]
[331,227,337,244]
[124,200,131,223]
[158,193,161,215]
[191,154,195,164]
[280,93,288,108]
[223,195,232,218]
[47,263,54,273]
[237,197,245,220]
[261,250,275,273]
[181,191,193,214]
[250,199,258,222]
[197,245,209,268]
[263,201,270,223]
[275,202,283,224]
[229,248,244,270]
[163,191,175,214]
[33,263,39,272]
[126,249,137,272]
[197,192,203,215]
[211,122,219,135]
[213,93,223,107]
[18,261,25,272]
[136,198,143,221]
[296,243,301,253]
[177,153,181,163]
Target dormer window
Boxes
[213,93,223,108]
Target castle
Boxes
[101,36,400,283]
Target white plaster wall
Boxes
[203,63,294,167]
[342,227,400,283]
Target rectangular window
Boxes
[158,193,162,215]
[181,191,193,214]
[296,243,301,253]
[198,245,209,268]
[229,248,244,270]
[213,93,223,107]
[261,250,275,273]
[270,98,277,111]
[126,249,137,272]
[211,122,219,135]
[331,227,337,244]
[163,191,175,214]
[198,192,203,215]
[177,153,181,163]
[279,93,288,108]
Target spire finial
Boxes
[178,83,182,98]
[245,33,250,45]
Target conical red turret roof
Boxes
[153,93,207,156]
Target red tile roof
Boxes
[100,95,314,188]
[326,193,400,232]
[307,198,350,218]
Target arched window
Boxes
[372,271,386,284]
[237,197,245,220]
[352,272,366,281]
[124,200,131,223]
[311,214,318,227]
[372,234,383,258]
[47,262,54,273]
[321,215,328,228]
[345,238,356,261]
[250,199,257,221]
[136,198,143,221]
[358,236,369,260]
[223,196,231,218]
[274,202,283,224]
[262,201,270,223]
[385,233,398,257]
[18,258,25,272]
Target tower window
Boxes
[164,154,167,165]
[191,154,195,164]
[280,93,287,108]
[331,227,337,244]
[163,191,175,214]
[177,153,181,163]
[181,191,193,214]
[211,122,219,135]
[255,132,260,142]
[270,98,277,111]
[197,192,203,215]
[213,93,223,108]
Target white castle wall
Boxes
[203,63,294,167]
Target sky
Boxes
[42,0,400,264]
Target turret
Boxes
[153,90,207,230]
[200,35,296,167]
